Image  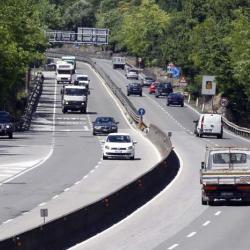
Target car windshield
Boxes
[0,116,11,123]
[77,77,88,81]
[129,70,138,73]
[107,135,131,143]
[145,77,154,81]
[65,88,86,96]
[212,153,248,164]
[130,83,140,87]
[96,117,114,124]
[58,70,71,75]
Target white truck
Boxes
[112,57,126,69]
[56,61,75,84]
[61,85,89,114]
[200,146,250,205]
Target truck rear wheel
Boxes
[81,108,86,114]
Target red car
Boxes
[148,81,159,94]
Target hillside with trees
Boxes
[0,0,249,126]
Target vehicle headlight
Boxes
[111,126,117,129]
[64,101,69,105]
[105,145,110,150]
[94,126,101,129]
[5,125,10,129]
[127,146,133,150]
[81,102,85,105]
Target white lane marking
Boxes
[215,211,221,216]
[187,232,197,238]
[52,195,59,200]
[90,169,95,174]
[203,220,211,226]
[64,188,70,192]
[74,181,81,185]
[2,170,21,174]
[83,175,88,179]
[38,202,46,207]
[2,219,13,224]
[168,244,179,250]
[95,165,99,169]
[98,161,102,165]
[0,80,57,186]
[0,174,12,177]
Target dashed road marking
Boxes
[215,211,221,216]
[202,220,211,227]
[187,232,197,238]
[38,202,46,207]
[168,244,179,250]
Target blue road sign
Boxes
[138,108,145,116]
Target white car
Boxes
[126,69,139,80]
[102,133,136,160]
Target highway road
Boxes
[0,60,160,237]
[70,58,250,250]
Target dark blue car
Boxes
[127,82,142,96]
[167,92,184,107]
[155,82,173,98]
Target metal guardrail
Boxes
[222,117,250,138]
[18,74,44,131]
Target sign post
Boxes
[138,108,145,129]
[40,208,48,224]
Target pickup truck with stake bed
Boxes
[200,146,250,205]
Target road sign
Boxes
[47,27,109,45]
[221,97,229,107]
[202,75,216,95]
[138,108,145,116]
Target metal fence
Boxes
[18,74,44,131]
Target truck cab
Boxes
[61,56,76,70]
[56,61,75,84]
[61,85,89,114]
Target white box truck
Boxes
[56,61,75,84]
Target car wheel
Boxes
[81,108,86,114]
[202,197,208,205]
[155,95,159,98]
[93,131,96,136]
[103,155,107,160]
[8,133,13,139]
[130,156,135,160]
[127,93,130,96]
[140,93,142,97]
[217,133,223,139]
[199,133,203,138]
[167,102,170,106]
[62,108,67,113]
[181,103,184,107]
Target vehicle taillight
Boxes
[203,185,218,191]
[201,116,204,130]
[237,185,250,191]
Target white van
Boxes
[71,74,90,88]
[61,56,76,70]
[194,113,223,139]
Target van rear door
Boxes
[203,114,221,134]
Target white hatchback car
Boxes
[102,133,136,160]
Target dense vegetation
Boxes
[1,0,249,125]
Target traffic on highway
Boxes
[0,55,249,250]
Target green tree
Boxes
[119,0,169,60]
